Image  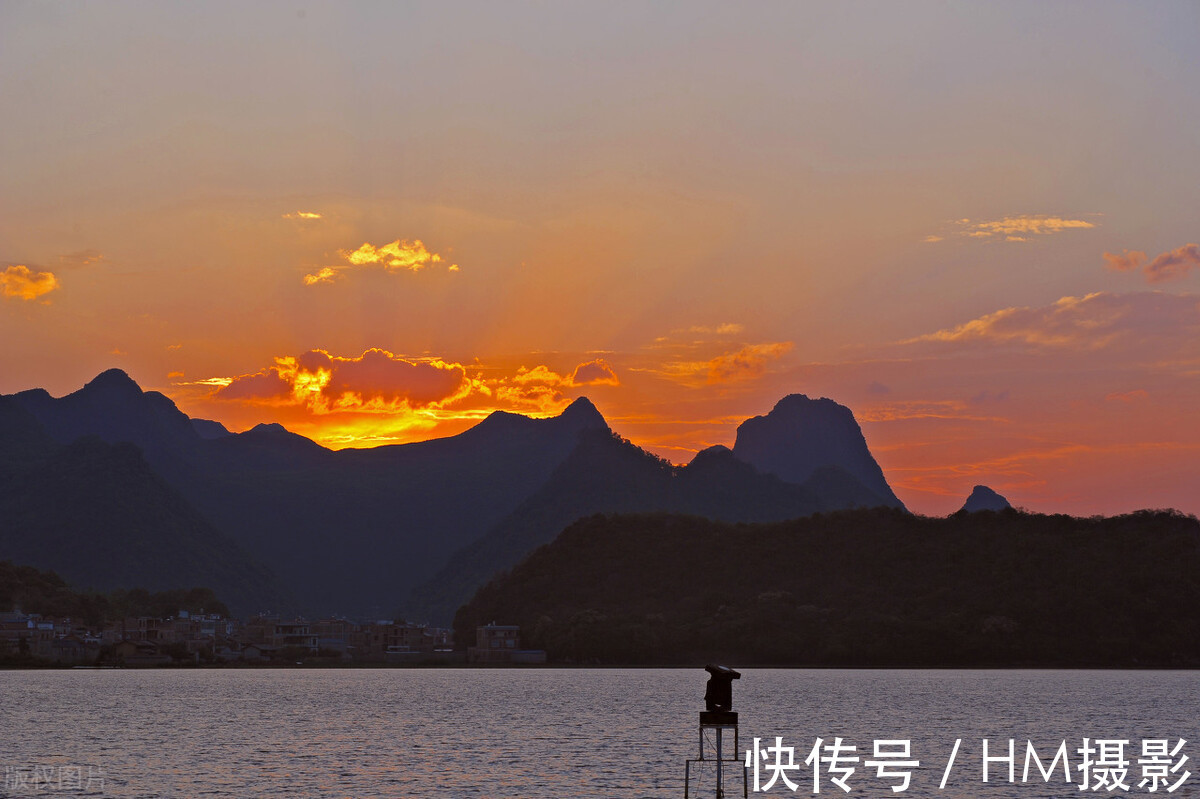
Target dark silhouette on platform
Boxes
[703,664,740,712]
[687,665,744,797]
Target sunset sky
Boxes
[3,2,1199,516]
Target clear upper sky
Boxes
[3,1,1198,516]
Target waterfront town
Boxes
[0,610,546,666]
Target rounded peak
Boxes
[247,422,291,436]
[688,444,733,464]
[13,387,52,401]
[473,409,529,434]
[685,444,743,475]
[84,368,142,394]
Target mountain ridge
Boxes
[4,370,906,618]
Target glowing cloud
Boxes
[512,365,568,386]
[303,267,340,285]
[686,323,745,335]
[659,342,794,384]
[218,349,470,413]
[205,347,607,433]
[1,265,59,301]
[950,215,1095,241]
[706,342,793,382]
[340,239,455,272]
[1106,243,1200,283]
[571,359,620,387]
[283,211,323,219]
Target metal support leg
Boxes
[716,726,724,798]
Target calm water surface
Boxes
[1,669,1197,798]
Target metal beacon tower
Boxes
[683,664,747,798]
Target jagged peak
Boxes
[469,397,608,437]
[959,485,1012,514]
[768,393,852,418]
[733,392,905,510]
[557,396,607,428]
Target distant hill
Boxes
[0,400,286,616]
[0,560,232,627]
[959,485,1012,513]
[408,430,885,623]
[455,508,1200,667]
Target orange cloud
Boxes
[304,239,459,285]
[491,382,570,414]
[303,267,339,285]
[685,323,745,335]
[207,348,596,426]
[1106,389,1149,403]
[906,292,1200,352]
[512,364,568,386]
[1106,243,1200,283]
[218,349,470,413]
[949,215,1095,241]
[1,265,59,301]
[1146,244,1200,282]
[706,342,794,382]
[283,211,323,220]
[494,365,578,412]
[1103,249,1146,273]
[653,340,794,385]
[340,239,455,272]
[571,358,620,386]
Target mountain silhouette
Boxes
[407,428,888,623]
[732,394,904,508]
[5,371,904,619]
[0,398,286,615]
[13,368,201,467]
[958,485,1012,513]
[8,373,612,615]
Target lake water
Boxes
[1,669,1197,798]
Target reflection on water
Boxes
[1,669,1197,798]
